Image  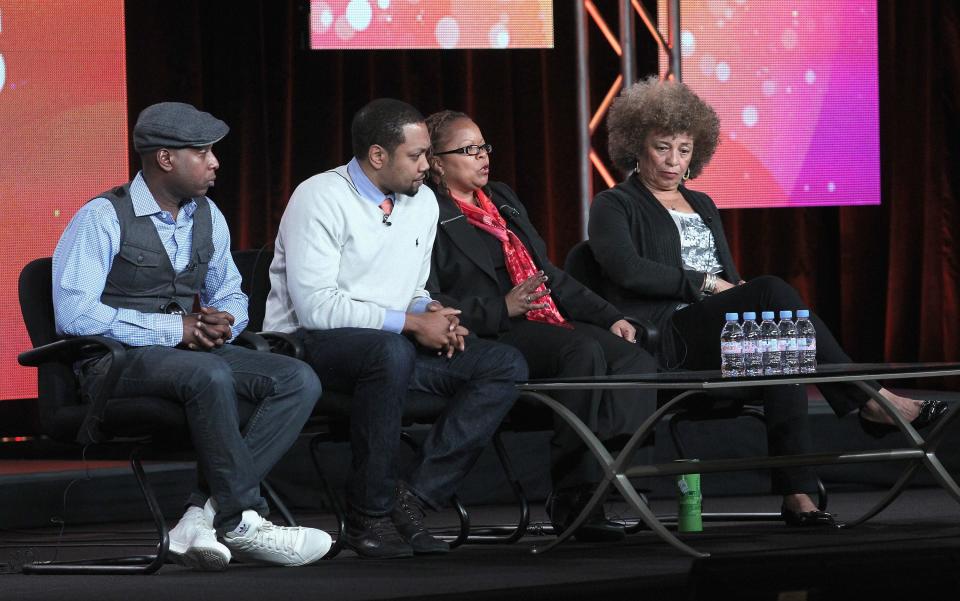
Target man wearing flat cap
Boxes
[51,102,330,570]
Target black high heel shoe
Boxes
[858,399,950,439]
[780,506,840,528]
[546,487,626,542]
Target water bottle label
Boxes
[742,340,757,353]
[803,338,816,351]
[784,338,798,351]
[763,339,778,353]
[720,341,741,354]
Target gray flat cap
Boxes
[133,102,229,153]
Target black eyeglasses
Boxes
[434,143,493,157]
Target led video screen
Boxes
[0,0,128,401]
[310,0,554,49]
[658,1,879,208]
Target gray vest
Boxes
[98,184,213,314]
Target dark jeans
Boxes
[496,320,657,490]
[295,328,526,515]
[79,343,320,532]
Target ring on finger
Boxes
[524,295,531,303]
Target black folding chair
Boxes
[16,257,291,574]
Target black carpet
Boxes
[2,488,960,601]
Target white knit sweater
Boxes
[263,165,438,333]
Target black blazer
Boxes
[427,181,623,337]
[587,174,740,332]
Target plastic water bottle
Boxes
[741,312,763,377]
[796,309,817,374]
[759,311,781,375]
[778,310,799,374]
[720,312,744,377]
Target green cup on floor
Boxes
[676,461,702,533]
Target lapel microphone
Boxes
[382,213,392,226]
[497,204,520,220]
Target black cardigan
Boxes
[427,181,624,337]
[587,174,740,332]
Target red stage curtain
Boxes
[123,0,959,367]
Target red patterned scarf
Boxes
[453,189,570,328]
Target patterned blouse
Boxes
[668,209,723,275]
[668,209,722,310]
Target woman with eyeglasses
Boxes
[424,110,657,542]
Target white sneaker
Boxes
[169,502,232,571]
[222,510,332,567]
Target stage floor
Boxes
[2,488,959,600]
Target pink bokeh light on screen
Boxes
[0,1,128,401]
[658,1,879,208]
[310,0,554,49]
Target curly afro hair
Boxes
[607,76,721,179]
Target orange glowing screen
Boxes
[310,0,554,49]
[0,1,128,400]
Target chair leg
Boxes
[399,431,471,547]
[462,430,531,544]
[815,476,829,511]
[262,479,298,527]
[22,447,168,575]
[447,494,470,549]
[309,434,347,559]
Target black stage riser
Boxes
[3,397,960,529]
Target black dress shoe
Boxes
[546,487,626,543]
[391,483,450,555]
[858,399,950,438]
[343,510,414,559]
[781,506,840,528]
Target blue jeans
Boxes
[80,343,320,531]
[295,328,527,515]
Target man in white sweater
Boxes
[264,98,527,559]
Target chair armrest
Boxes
[19,335,128,446]
[18,335,126,367]
[624,316,660,352]
[256,331,304,359]
[234,330,271,353]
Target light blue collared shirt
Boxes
[346,158,431,332]
[52,171,249,346]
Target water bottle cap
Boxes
[779,310,793,319]
[725,312,739,321]
[743,311,757,320]
[796,309,810,318]
[761,311,775,320]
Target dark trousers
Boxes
[80,343,321,532]
[495,320,657,490]
[666,276,848,495]
[670,275,875,416]
[295,328,526,516]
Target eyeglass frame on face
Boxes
[433,143,493,157]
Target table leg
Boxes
[846,382,960,524]
[519,392,616,553]
[609,473,709,558]
[843,462,921,528]
[531,478,614,554]
[523,389,711,558]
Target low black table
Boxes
[518,362,960,558]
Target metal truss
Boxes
[575,0,681,238]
